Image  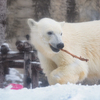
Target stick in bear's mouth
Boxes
[60,49,89,62]
[49,43,89,62]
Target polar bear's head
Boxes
[27,18,65,53]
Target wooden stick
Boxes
[49,43,89,62]
[61,49,89,62]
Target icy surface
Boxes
[0,83,100,100]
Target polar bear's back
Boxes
[62,20,100,47]
[63,20,100,35]
[62,20,100,79]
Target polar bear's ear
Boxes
[27,18,38,28]
[59,21,65,27]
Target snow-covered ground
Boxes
[0,68,100,100]
[0,83,100,100]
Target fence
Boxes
[0,40,42,88]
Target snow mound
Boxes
[5,68,23,82]
[0,83,100,100]
[4,68,23,86]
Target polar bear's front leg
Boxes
[38,52,57,78]
[48,60,88,85]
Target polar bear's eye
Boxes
[47,31,53,35]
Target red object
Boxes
[7,83,23,90]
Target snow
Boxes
[14,60,24,62]
[8,51,19,54]
[4,68,23,86]
[31,61,40,64]
[0,83,100,100]
[14,60,40,64]
[2,43,9,48]
[5,68,23,82]
[1,69,100,100]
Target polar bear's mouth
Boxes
[49,44,60,52]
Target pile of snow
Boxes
[5,68,23,82]
[0,83,100,100]
[1,68,100,100]
[4,68,23,86]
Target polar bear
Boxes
[27,18,100,85]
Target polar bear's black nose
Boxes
[57,43,64,49]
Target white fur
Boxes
[28,18,100,85]
[49,34,63,48]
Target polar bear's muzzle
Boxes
[50,45,60,52]
[49,43,64,52]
